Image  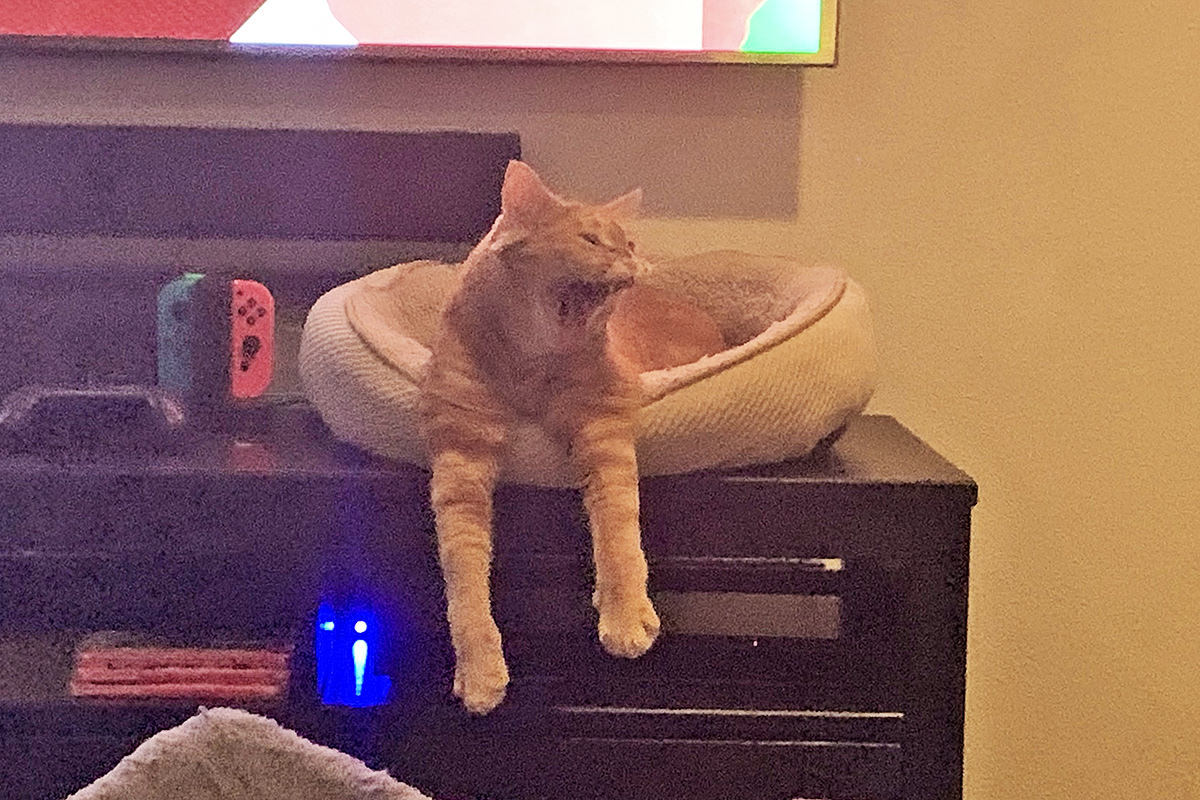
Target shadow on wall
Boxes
[0,52,802,220]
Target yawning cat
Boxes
[419,160,721,714]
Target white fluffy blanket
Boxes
[66,708,430,800]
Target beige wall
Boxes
[3,0,1200,796]
[803,4,1200,798]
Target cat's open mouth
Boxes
[554,278,632,326]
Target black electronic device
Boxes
[0,384,187,452]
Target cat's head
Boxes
[487,160,646,332]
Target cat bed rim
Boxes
[300,250,877,485]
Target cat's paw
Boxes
[596,593,660,658]
[453,650,510,715]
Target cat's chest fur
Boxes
[442,293,622,424]
[504,364,570,418]
[482,331,619,421]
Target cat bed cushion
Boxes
[300,250,877,487]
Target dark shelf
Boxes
[0,414,976,800]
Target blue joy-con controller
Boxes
[156,273,227,406]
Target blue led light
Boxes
[314,601,392,707]
[352,639,367,696]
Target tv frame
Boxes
[0,0,838,67]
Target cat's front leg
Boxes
[572,417,660,658]
[428,435,509,714]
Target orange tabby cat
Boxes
[609,284,725,372]
[419,160,721,714]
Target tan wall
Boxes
[797,4,1200,797]
[3,0,1199,795]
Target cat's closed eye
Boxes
[580,232,602,246]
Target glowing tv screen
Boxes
[0,0,837,64]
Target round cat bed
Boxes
[300,250,877,487]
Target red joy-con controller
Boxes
[230,279,274,399]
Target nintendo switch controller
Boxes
[230,279,274,399]
[157,273,227,406]
[156,274,275,405]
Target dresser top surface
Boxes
[0,414,975,503]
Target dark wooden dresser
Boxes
[0,414,976,800]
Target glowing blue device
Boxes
[314,601,392,707]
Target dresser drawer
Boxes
[388,719,902,800]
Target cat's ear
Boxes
[500,160,561,226]
[601,188,642,220]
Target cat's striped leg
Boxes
[572,415,661,658]
[427,417,510,714]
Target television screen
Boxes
[0,0,836,64]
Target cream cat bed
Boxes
[300,250,877,487]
